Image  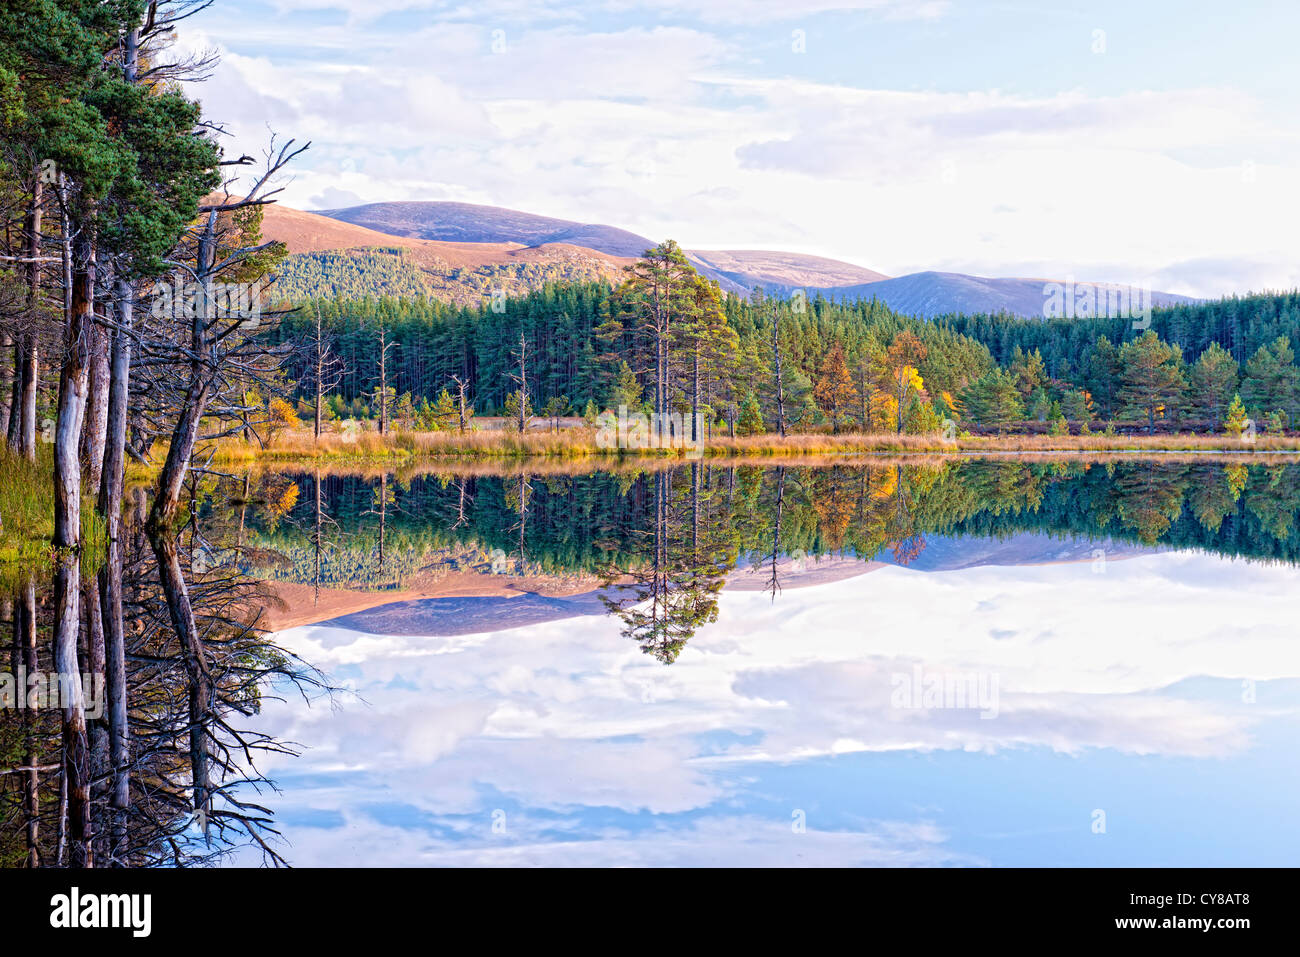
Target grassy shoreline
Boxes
[0,447,106,583]
[212,427,1300,464]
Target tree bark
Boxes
[772,312,786,437]
[54,230,94,547]
[53,549,91,867]
[15,581,40,866]
[81,319,110,488]
[149,528,213,833]
[6,340,22,451]
[18,337,38,460]
[0,335,12,440]
[17,175,43,461]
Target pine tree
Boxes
[428,388,457,430]
[503,389,531,432]
[1083,336,1121,418]
[904,398,944,435]
[1118,331,1188,432]
[1060,388,1093,422]
[1223,393,1250,437]
[1241,337,1300,420]
[609,360,642,412]
[1188,341,1239,422]
[620,240,696,420]
[737,393,765,435]
[960,368,1024,432]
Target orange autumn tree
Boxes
[814,343,860,433]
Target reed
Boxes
[211,425,1300,463]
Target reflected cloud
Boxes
[247,550,1300,865]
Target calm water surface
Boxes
[220,460,1300,866]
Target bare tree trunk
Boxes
[451,375,469,433]
[151,220,215,530]
[96,278,133,864]
[100,279,133,514]
[314,306,324,439]
[378,473,387,574]
[766,466,785,600]
[54,549,92,867]
[151,375,210,529]
[54,230,94,547]
[313,469,322,603]
[82,572,107,864]
[314,375,323,438]
[772,311,787,437]
[81,320,110,488]
[17,175,43,461]
[5,341,20,451]
[15,581,39,865]
[149,529,213,834]
[0,335,12,440]
[100,541,129,863]
[511,333,530,432]
[17,337,38,460]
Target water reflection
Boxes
[227,459,1299,866]
[236,460,1300,661]
[0,489,325,867]
[6,458,1299,867]
[246,549,1300,866]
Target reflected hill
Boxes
[215,460,1300,656]
[327,588,626,637]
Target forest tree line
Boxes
[272,244,1300,436]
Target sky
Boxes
[185,1,1300,298]
[231,549,1300,866]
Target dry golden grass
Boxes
[213,425,1300,465]
[213,427,611,462]
[700,431,1300,455]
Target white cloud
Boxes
[183,5,1300,297]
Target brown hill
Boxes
[257,202,634,306]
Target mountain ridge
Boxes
[259,199,1200,316]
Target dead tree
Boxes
[305,304,343,439]
[371,318,394,435]
[771,307,787,438]
[147,135,309,530]
[449,374,472,433]
[507,333,531,432]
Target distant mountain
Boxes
[258,203,632,306]
[687,249,889,296]
[277,200,1199,317]
[316,201,658,260]
[815,271,1199,319]
[312,201,838,294]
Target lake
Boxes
[212,458,1300,866]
